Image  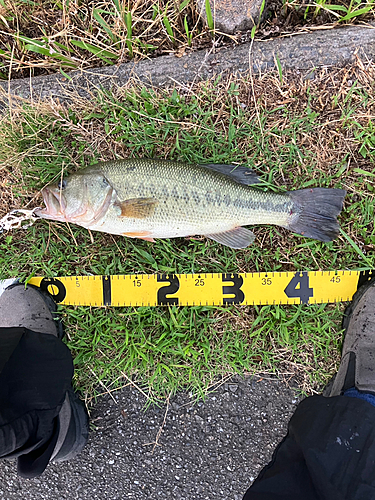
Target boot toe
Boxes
[0,284,63,337]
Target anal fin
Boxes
[205,227,255,249]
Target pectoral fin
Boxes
[205,227,255,249]
[116,198,158,219]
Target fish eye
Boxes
[58,179,67,190]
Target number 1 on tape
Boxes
[24,270,374,307]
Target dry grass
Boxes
[0,0,374,79]
[241,60,374,180]
[0,61,374,396]
[0,0,208,79]
[1,60,374,254]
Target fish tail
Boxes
[287,188,346,242]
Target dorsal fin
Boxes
[198,163,260,185]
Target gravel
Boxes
[0,375,301,500]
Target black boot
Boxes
[0,283,89,467]
[324,278,375,396]
[0,282,64,338]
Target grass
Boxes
[0,63,374,403]
[0,0,374,79]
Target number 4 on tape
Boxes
[284,272,314,304]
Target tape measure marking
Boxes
[102,276,111,306]
[20,270,375,307]
[39,277,66,303]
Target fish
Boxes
[35,158,346,249]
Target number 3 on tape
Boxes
[284,272,313,304]
[222,274,245,305]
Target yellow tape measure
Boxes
[26,270,375,307]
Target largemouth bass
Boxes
[35,159,346,249]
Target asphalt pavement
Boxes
[0,375,300,500]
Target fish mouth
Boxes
[35,187,67,221]
[35,183,114,225]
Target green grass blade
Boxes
[205,0,214,30]
[184,15,192,46]
[339,229,373,267]
[322,4,347,11]
[23,43,76,66]
[70,40,118,60]
[112,0,121,14]
[24,44,51,56]
[93,8,119,44]
[353,168,375,177]
[179,0,190,11]
[59,67,73,80]
[275,53,283,84]
[124,10,132,38]
[124,10,133,58]
[251,25,256,39]
[54,41,73,53]
[16,35,45,47]
[340,6,372,20]
[163,15,175,44]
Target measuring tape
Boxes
[0,269,368,307]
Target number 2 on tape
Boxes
[157,274,180,305]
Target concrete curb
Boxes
[1,24,374,102]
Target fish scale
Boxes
[36,158,346,249]
[100,159,292,232]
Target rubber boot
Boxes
[0,283,89,462]
[324,278,375,396]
